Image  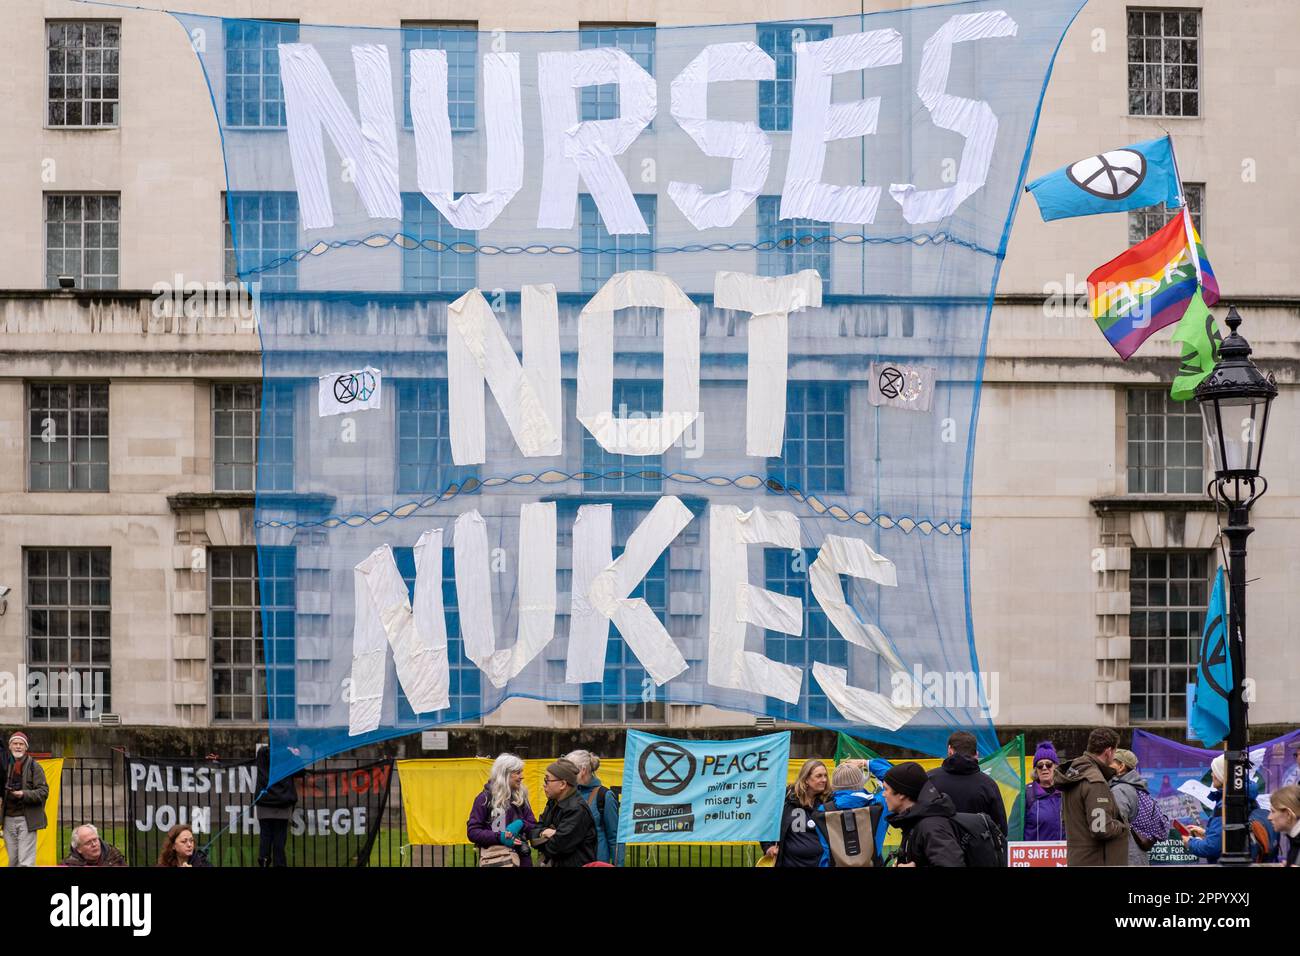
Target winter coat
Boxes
[529,790,597,867]
[816,789,885,867]
[62,842,127,867]
[1108,769,1152,866]
[1053,754,1129,866]
[1023,781,1064,842]
[891,781,966,867]
[762,789,826,868]
[1,756,48,830]
[1186,782,1262,864]
[466,784,538,866]
[927,754,1007,835]
[576,775,622,865]
[253,746,299,813]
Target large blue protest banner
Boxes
[618,730,790,844]
[169,0,1089,782]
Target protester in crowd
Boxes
[883,762,965,867]
[1283,748,1300,790]
[1182,754,1272,864]
[1266,784,1300,867]
[762,759,831,867]
[156,824,212,868]
[816,761,882,867]
[926,730,1007,836]
[1054,727,1129,866]
[1023,741,1064,842]
[1,732,48,867]
[61,824,126,867]
[565,749,621,865]
[467,753,537,867]
[1108,748,1157,866]
[254,743,297,868]
[528,758,596,867]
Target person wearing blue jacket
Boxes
[566,749,623,865]
[817,762,886,866]
[1183,754,1268,864]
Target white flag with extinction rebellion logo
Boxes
[319,367,383,417]
[867,362,937,413]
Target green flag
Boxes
[1170,288,1222,401]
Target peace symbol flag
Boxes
[1024,135,1182,222]
[319,366,383,417]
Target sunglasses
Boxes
[1035,762,1055,770]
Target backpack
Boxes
[1125,786,1170,852]
[952,811,1007,867]
[821,804,877,868]
[1249,805,1277,862]
[585,786,620,859]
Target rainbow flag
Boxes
[1087,214,1219,359]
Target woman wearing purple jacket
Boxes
[467,754,537,866]
[1023,741,1065,842]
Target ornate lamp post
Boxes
[1194,306,1277,866]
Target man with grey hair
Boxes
[61,824,126,867]
[564,749,622,864]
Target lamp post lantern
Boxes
[1193,306,1277,866]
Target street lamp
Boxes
[1194,306,1277,866]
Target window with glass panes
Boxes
[225,20,298,127]
[226,192,298,292]
[259,382,295,492]
[581,380,664,493]
[45,193,119,290]
[401,193,477,293]
[757,22,832,132]
[395,380,478,495]
[768,383,848,495]
[581,194,655,294]
[579,24,654,123]
[392,547,480,723]
[1127,388,1204,494]
[1128,183,1203,244]
[29,383,108,492]
[1127,9,1200,117]
[26,548,111,722]
[213,383,259,492]
[764,548,845,723]
[211,547,296,722]
[757,195,831,294]
[47,21,120,127]
[1129,550,1210,722]
[402,22,477,130]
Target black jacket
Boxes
[927,754,1007,835]
[762,789,825,868]
[892,782,966,867]
[529,791,597,867]
[254,747,298,810]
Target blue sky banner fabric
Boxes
[617,730,790,844]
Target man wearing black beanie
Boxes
[883,762,966,867]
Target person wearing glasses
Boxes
[1023,741,1064,842]
[527,758,596,867]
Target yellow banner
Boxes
[0,758,63,867]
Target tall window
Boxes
[764,548,844,723]
[226,192,298,292]
[401,193,476,293]
[45,192,120,290]
[47,20,120,127]
[1127,388,1204,494]
[211,547,296,722]
[392,547,480,723]
[395,380,477,495]
[579,24,654,123]
[757,195,831,294]
[582,380,664,493]
[757,23,832,132]
[581,194,655,294]
[225,19,298,127]
[1127,8,1200,117]
[29,383,109,492]
[1128,183,1203,244]
[402,21,477,130]
[26,548,111,722]
[214,383,258,492]
[259,381,296,492]
[1129,550,1210,722]
[769,383,848,495]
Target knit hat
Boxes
[883,761,928,801]
[1211,754,1226,786]
[831,762,865,791]
[8,732,28,748]
[1113,749,1138,770]
[1033,741,1059,766]
[546,758,579,787]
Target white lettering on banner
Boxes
[278,21,1014,233]
[127,763,257,795]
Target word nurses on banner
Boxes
[319,367,382,417]
[1008,841,1068,867]
[617,730,790,844]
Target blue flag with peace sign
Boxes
[1025,135,1183,221]
[1189,568,1232,747]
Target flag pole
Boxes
[1166,134,1204,284]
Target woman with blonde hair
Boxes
[467,753,536,866]
[1267,784,1300,866]
[761,759,831,867]
[565,749,621,864]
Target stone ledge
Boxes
[167,492,336,513]
[1089,496,1218,516]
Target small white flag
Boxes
[867,362,936,413]
[319,367,382,417]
